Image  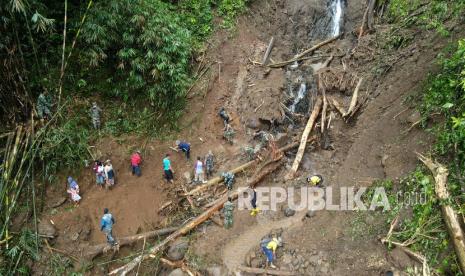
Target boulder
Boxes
[306,210,315,218]
[406,111,421,124]
[205,266,228,276]
[38,220,57,238]
[49,196,67,208]
[167,238,189,261]
[168,268,188,276]
[284,208,296,217]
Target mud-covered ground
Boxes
[30,0,464,274]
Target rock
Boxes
[406,111,421,124]
[168,268,188,276]
[70,232,79,241]
[389,247,415,269]
[298,268,306,274]
[281,253,293,265]
[275,133,288,147]
[303,261,309,268]
[183,172,191,184]
[306,210,315,218]
[38,220,57,238]
[167,238,189,261]
[250,258,261,268]
[49,196,67,208]
[245,118,260,129]
[284,208,295,217]
[206,266,228,276]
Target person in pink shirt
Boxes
[131,150,142,177]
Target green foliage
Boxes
[388,0,465,35]
[421,39,465,195]
[218,0,248,29]
[80,0,192,113]
[0,229,40,275]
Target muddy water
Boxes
[285,0,345,120]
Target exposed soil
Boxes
[34,0,464,275]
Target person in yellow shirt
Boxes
[260,237,282,268]
[307,174,324,187]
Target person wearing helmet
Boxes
[307,174,324,187]
[260,237,282,268]
[176,140,191,160]
[131,150,142,177]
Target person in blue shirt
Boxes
[176,140,190,160]
[100,208,117,246]
[163,153,174,184]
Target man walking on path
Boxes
[194,157,206,184]
[131,150,142,177]
[104,160,115,188]
[223,197,234,229]
[205,151,214,179]
[100,208,117,246]
[163,154,174,184]
[176,140,190,160]
[90,102,102,129]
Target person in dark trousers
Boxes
[218,107,230,126]
[163,153,174,184]
[250,187,259,216]
[130,150,142,177]
[100,208,117,246]
[176,140,190,160]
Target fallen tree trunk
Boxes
[418,153,465,274]
[343,77,363,118]
[286,97,323,180]
[237,266,296,275]
[84,226,179,260]
[186,159,258,195]
[160,258,200,276]
[187,137,315,196]
[268,34,342,68]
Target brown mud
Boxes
[33,0,464,274]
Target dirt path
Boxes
[222,211,306,272]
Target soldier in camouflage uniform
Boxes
[223,123,235,145]
[205,151,214,179]
[223,197,234,229]
[221,172,235,190]
[90,102,102,129]
[37,91,52,120]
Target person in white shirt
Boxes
[194,157,206,184]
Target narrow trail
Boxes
[222,211,306,273]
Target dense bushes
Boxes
[80,0,192,111]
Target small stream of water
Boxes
[285,0,344,118]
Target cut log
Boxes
[268,34,343,68]
[286,97,323,180]
[359,1,370,40]
[186,159,258,196]
[237,266,296,275]
[343,77,363,118]
[262,37,275,65]
[83,226,178,260]
[417,153,465,274]
[319,76,327,133]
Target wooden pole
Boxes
[286,97,323,179]
[262,37,275,65]
[83,226,178,260]
[268,34,343,68]
[417,153,465,274]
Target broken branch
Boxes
[286,97,323,179]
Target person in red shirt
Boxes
[131,150,142,176]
